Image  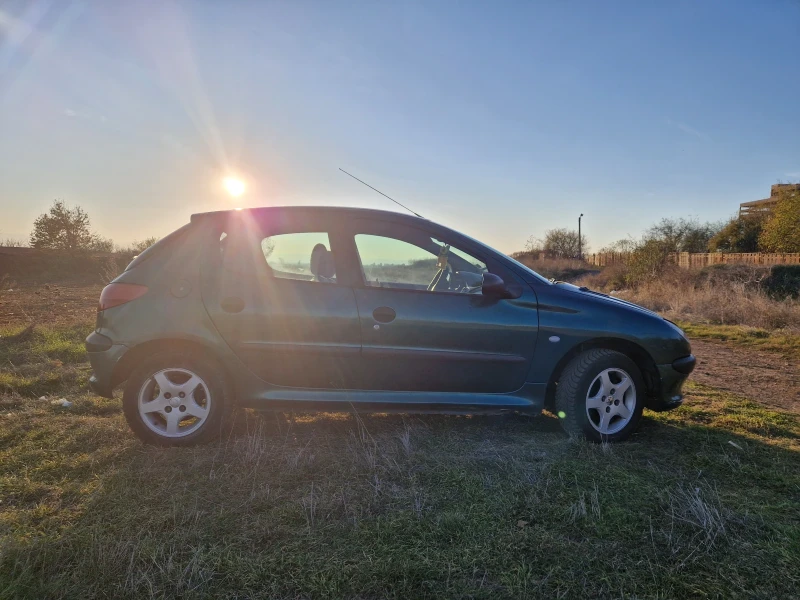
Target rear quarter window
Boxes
[125,223,193,271]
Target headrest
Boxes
[310,243,335,280]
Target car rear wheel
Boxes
[122,352,230,446]
[555,349,644,442]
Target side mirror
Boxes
[481,273,522,299]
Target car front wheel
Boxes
[122,352,231,446]
[555,349,644,442]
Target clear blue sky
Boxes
[2,0,799,252]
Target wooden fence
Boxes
[586,252,629,267]
[673,252,800,268]
[586,252,800,268]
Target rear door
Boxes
[200,213,362,389]
[346,219,539,393]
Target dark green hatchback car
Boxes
[86,206,695,445]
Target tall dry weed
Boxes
[577,263,800,331]
[623,275,799,330]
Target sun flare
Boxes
[223,177,245,197]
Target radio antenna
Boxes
[339,168,423,218]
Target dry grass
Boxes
[661,481,735,566]
[577,265,800,332]
[511,254,598,281]
[677,322,800,359]
[624,276,800,331]
[576,263,628,290]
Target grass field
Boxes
[1,314,799,598]
[678,321,800,361]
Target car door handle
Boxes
[372,306,396,323]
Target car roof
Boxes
[190,205,427,226]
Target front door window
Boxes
[354,232,486,294]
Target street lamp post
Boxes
[578,213,584,261]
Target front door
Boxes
[201,215,361,389]
[347,220,538,393]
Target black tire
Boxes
[555,349,645,442]
[122,351,232,446]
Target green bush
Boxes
[708,216,764,252]
[693,264,799,299]
[763,265,800,299]
[624,239,673,286]
[759,187,800,252]
[697,264,770,286]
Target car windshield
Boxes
[503,253,553,285]
[458,232,553,285]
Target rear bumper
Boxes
[85,333,128,398]
[650,354,696,412]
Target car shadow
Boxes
[224,405,569,442]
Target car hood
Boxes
[554,282,662,319]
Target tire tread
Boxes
[555,348,642,441]
[122,350,232,446]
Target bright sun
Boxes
[223,177,245,197]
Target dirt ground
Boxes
[0,282,102,326]
[2,283,798,413]
[690,338,799,413]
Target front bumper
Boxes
[649,354,696,412]
[85,332,128,398]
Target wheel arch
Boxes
[543,337,660,411]
[112,337,228,390]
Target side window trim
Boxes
[218,214,346,286]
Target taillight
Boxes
[98,283,148,312]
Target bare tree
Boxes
[543,228,586,258]
[599,237,638,254]
[1,237,26,248]
[524,235,545,254]
[90,236,116,252]
[130,237,159,254]
[644,217,720,253]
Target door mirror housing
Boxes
[481,273,521,299]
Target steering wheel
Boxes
[427,264,453,292]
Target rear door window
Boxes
[261,232,337,283]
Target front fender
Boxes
[526,285,687,384]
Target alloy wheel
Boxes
[585,367,636,435]
[137,368,211,438]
